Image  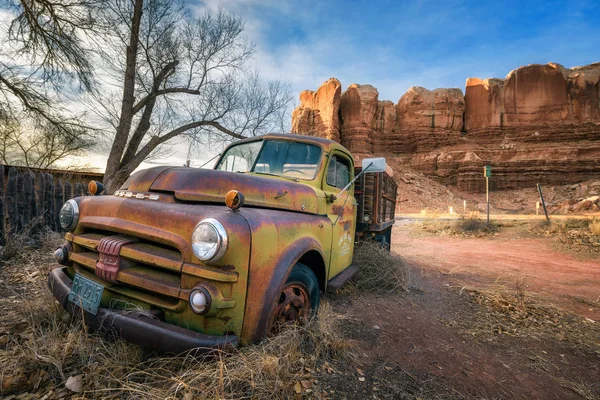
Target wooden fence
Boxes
[0,165,89,245]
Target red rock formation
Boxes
[464,78,504,131]
[291,62,600,193]
[397,87,464,131]
[503,63,572,126]
[291,78,341,141]
[339,84,379,154]
[568,63,600,123]
[372,100,396,134]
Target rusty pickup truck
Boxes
[48,133,397,353]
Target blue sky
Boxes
[199,0,600,102]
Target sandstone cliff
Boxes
[291,62,600,193]
[291,78,341,142]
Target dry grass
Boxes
[1,224,63,261]
[93,302,352,400]
[456,280,600,355]
[454,217,499,235]
[529,218,600,255]
[530,218,589,234]
[417,217,499,238]
[0,248,354,398]
[349,240,409,294]
[590,218,600,236]
[417,218,454,234]
[419,208,442,218]
[558,378,600,400]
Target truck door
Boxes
[322,151,356,280]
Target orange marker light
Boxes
[225,190,245,210]
[88,180,104,196]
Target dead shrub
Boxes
[455,217,499,235]
[416,217,499,238]
[351,240,409,293]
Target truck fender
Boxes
[241,236,325,344]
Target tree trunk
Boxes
[104,0,144,182]
[104,165,136,194]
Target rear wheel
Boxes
[271,263,320,332]
[373,227,392,251]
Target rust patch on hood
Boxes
[149,168,324,215]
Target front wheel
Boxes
[271,263,320,332]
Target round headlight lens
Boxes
[59,200,79,231]
[191,218,228,262]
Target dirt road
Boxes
[396,224,600,320]
[333,224,600,399]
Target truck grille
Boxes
[66,231,184,308]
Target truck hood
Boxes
[122,166,324,215]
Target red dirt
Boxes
[332,224,600,399]
[398,226,600,320]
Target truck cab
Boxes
[48,134,395,353]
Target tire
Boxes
[373,227,392,251]
[271,263,320,331]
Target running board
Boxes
[327,264,358,291]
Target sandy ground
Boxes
[397,222,600,319]
[330,223,600,399]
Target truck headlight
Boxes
[59,200,79,231]
[191,218,228,262]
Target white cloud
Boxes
[198,0,599,107]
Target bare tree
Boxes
[97,0,293,192]
[0,0,99,165]
[0,112,93,168]
[2,0,99,90]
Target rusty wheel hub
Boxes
[273,283,311,329]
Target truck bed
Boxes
[354,167,397,234]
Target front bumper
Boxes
[48,267,238,354]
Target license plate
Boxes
[68,274,104,315]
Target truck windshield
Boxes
[216,140,323,180]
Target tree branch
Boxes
[128,120,244,171]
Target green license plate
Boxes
[68,274,104,315]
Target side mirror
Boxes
[333,157,388,201]
[361,157,387,173]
